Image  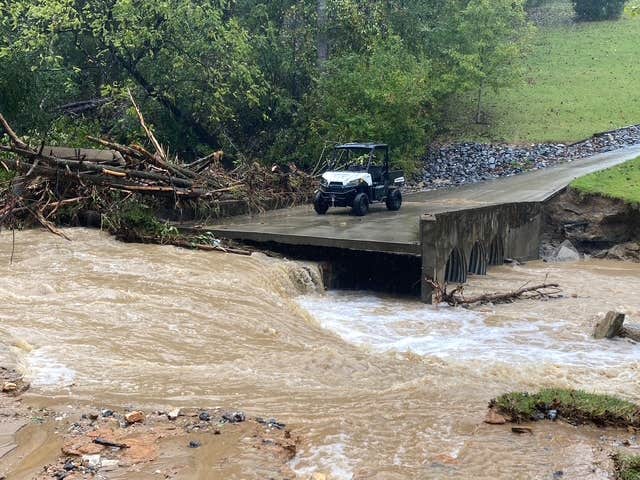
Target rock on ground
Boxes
[543,240,581,262]
[596,242,640,262]
[412,125,640,191]
[594,311,626,339]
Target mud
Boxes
[543,188,640,253]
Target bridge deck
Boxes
[199,146,640,255]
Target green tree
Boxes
[1,0,266,151]
[1,0,541,169]
[451,0,533,123]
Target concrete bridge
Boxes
[196,146,640,302]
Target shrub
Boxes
[571,0,627,21]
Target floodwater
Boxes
[2,228,640,479]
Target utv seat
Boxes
[369,165,383,184]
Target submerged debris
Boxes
[32,407,298,479]
[511,426,533,435]
[256,417,287,430]
[428,280,562,307]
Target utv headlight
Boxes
[320,177,328,186]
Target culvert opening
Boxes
[445,247,467,284]
[236,241,422,296]
[489,236,505,265]
[469,241,488,275]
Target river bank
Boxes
[543,187,640,261]
[2,228,640,478]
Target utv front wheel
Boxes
[313,192,329,215]
[386,189,402,211]
[352,193,369,216]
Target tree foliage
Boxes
[0,0,535,168]
[306,37,436,170]
[451,0,533,122]
[627,1,640,16]
[571,0,627,21]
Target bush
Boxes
[571,0,627,20]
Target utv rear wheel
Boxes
[352,193,369,216]
[313,192,329,214]
[386,189,402,211]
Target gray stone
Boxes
[593,311,626,339]
[167,408,181,421]
[412,124,640,192]
[604,242,640,262]
[622,325,640,343]
[552,240,580,262]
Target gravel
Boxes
[411,124,640,191]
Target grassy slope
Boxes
[491,388,640,426]
[445,3,640,143]
[615,453,640,480]
[571,156,640,203]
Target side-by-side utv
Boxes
[314,143,405,216]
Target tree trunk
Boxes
[317,0,328,67]
[475,79,485,124]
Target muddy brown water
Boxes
[1,228,640,479]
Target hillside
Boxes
[444,3,640,144]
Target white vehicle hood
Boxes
[322,171,372,186]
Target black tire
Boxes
[313,191,329,215]
[386,189,402,211]
[352,192,369,216]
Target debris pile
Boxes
[0,92,315,238]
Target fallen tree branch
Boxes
[0,113,29,149]
[57,97,111,116]
[428,280,562,306]
[0,146,194,188]
[134,236,252,256]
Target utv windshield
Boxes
[331,147,373,172]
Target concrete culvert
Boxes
[445,247,467,284]
[469,241,488,275]
[489,236,505,266]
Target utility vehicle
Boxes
[313,143,405,216]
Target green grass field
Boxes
[571,156,640,203]
[445,4,640,144]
